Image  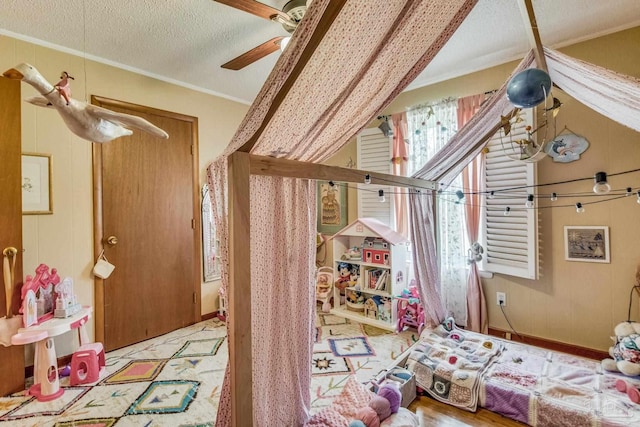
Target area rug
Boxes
[0,312,417,425]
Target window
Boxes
[407,99,468,324]
[480,108,538,279]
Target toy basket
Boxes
[379,367,416,408]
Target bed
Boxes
[403,318,640,426]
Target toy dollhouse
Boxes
[329,218,410,331]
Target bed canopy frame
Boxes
[207,0,640,425]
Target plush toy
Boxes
[349,382,402,427]
[602,321,640,377]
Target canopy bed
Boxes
[204,0,640,426]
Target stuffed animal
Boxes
[349,382,402,427]
[602,321,640,376]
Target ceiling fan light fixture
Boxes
[280,36,291,52]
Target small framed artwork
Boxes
[317,180,348,235]
[564,226,610,263]
[21,153,52,214]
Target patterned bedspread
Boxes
[405,318,640,426]
[405,318,504,411]
[480,340,640,426]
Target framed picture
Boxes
[202,184,221,282]
[21,153,52,214]
[317,180,347,235]
[564,226,610,263]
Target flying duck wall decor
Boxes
[2,63,169,143]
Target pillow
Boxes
[332,376,376,419]
[305,407,349,427]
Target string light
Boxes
[364,174,371,185]
[525,194,534,208]
[488,191,495,199]
[504,207,511,216]
[626,187,633,196]
[550,192,558,201]
[637,191,640,204]
[593,171,611,194]
[455,190,464,203]
[329,181,335,187]
[575,202,585,213]
[378,189,385,203]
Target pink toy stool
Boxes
[70,342,105,386]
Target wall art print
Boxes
[564,225,610,263]
[317,180,347,235]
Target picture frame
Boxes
[21,153,52,215]
[317,180,348,235]
[202,184,221,282]
[564,226,610,263]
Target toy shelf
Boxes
[344,286,390,298]
[330,306,397,332]
[335,259,392,269]
[328,218,410,330]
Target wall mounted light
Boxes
[593,171,611,194]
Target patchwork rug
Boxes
[0,312,416,425]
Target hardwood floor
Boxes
[409,396,526,426]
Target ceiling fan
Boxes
[215,0,310,70]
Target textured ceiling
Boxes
[0,0,639,105]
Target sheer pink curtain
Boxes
[459,95,487,333]
[392,112,409,238]
[408,51,534,327]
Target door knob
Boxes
[106,236,118,246]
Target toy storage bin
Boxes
[382,367,416,408]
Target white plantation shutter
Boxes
[357,128,393,226]
[480,109,538,279]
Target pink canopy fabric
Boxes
[545,46,640,133]
[207,0,478,425]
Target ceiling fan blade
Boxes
[221,37,284,70]
[214,0,286,20]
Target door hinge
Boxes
[191,218,195,229]
[193,292,197,304]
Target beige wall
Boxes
[1,35,248,357]
[327,27,640,351]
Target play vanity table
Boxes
[11,306,92,401]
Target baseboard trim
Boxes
[201,312,218,321]
[487,327,609,361]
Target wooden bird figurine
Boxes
[2,63,169,143]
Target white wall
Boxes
[1,35,248,359]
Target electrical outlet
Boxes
[497,292,506,306]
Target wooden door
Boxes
[0,77,25,395]
[92,96,200,351]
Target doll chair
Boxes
[316,267,334,313]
